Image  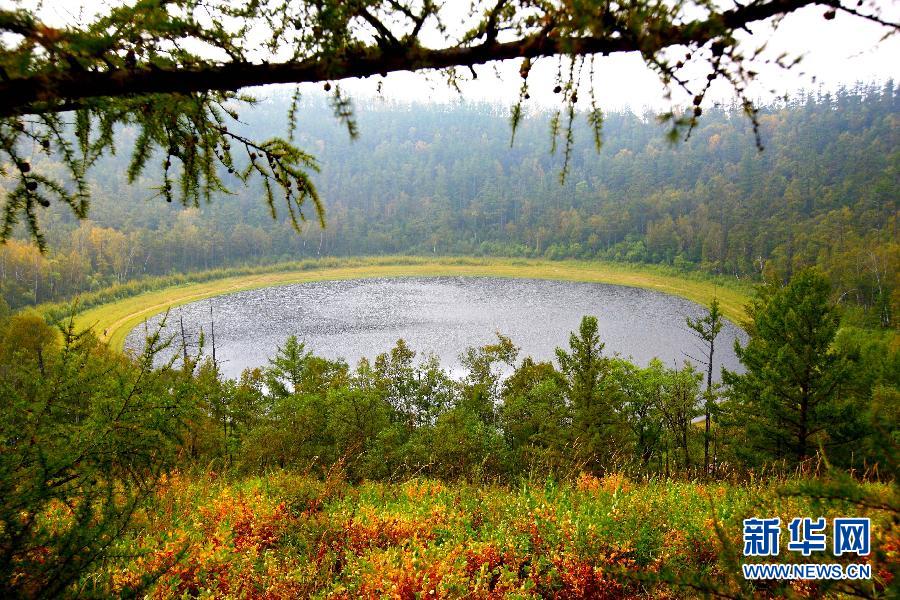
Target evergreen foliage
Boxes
[0,314,187,597]
[686,297,724,473]
[0,268,897,596]
[723,270,859,465]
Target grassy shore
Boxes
[62,257,753,352]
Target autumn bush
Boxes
[62,471,897,599]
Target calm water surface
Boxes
[125,277,746,380]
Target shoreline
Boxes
[61,257,752,352]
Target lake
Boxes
[124,277,747,380]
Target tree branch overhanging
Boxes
[0,0,870,118]
[0,0,896,250]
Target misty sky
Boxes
[349,3,900,111]
[13,0,900,111]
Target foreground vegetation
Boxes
[59,257,751,351]
[85,471,895,598]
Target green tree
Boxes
[184,357,231,462]
[0,315,186,597]
[266,334,348,397]
[460,332,519,426]
[499,358,571,476]
[556,316,622,472]
[427,406,506,481]
[326,387,392,481]
[409,354,458,428]
[265,334,313,397]
[218,367,266,466]
[373,339,419,428]
[658,361,702,472]
[616,359,665,473]
[723,270,857,464]
[686,298,724,473]
[243,389,332,471]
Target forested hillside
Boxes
[2,82,897,323]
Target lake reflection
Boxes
[125,277,746,380]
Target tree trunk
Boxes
[704,337,714,475]
[798,386,809,462]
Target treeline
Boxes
[2,82,897,324]
[154,271,900,479]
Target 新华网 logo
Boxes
[741,517,871,581]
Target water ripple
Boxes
[125,277,747,380]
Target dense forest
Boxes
[2,82,897,326]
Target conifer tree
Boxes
[556,316,622,472]
[0,315,186,597]
[265,334,312,397]
[723,270,857,464]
